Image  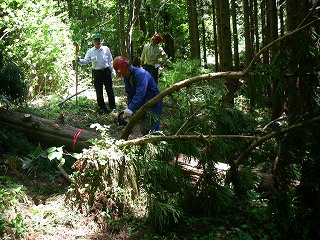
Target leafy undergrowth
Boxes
[0,168,278,240]
[0,168,132,240]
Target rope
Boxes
[73,128,83,151]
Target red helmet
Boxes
[113,56,129,76]
[152,33,163,43]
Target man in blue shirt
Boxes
[113,56,162,134]
[77,33,116,114]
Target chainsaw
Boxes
[114,111,128,126]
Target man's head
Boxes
[113,56,130,77]
[151,33,163,45]
[92,33,102,49]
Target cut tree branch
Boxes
[234,116,320,168]
[117,133,255,147]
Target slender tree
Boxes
[211,0,219,71]
[200,0,208,67]
[253,0,259,54]
[118,0,126,56]
[231,0,239,70]
[216,0,235,104]
[243,0,253,67]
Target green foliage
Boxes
[0,96,13,109]
[0,176,28,239]
[244,63,285,108]
[3,0,74,97]
[228,167,260,197]
[0,52,27,104]
[47,146,65,166]
[161,59,209,89]
[148,197,182,233]
[66,133,136,231]
[20,145,61,176]
[0,127,34,155]
[195,177,234,216]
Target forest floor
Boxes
[1,77,145,240]
[3,170,126,240]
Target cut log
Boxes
[0,108,101,152]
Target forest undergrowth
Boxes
[2,60,319,240]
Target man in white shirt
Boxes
[77,33,116,114]
[140,33,167,84]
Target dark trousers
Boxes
[92,68,116,111]
[143,64,159,84]
[140,101,162,135]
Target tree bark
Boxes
[243,0,253,67]
[119,0,126,56]
[187,0,201,59]
[216,0,235,105]
[0,108,101,152]
[231,0,239,70]
[163,9,175,61]
[211,0,219,71]
[199,0,207,67]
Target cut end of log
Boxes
[23,114,32,122]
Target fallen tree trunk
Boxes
[175,154,301,193]
[0,108,101,152]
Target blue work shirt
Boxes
[124,66,162,115]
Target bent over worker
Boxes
[77,33,116,114]
[113,56,162,135]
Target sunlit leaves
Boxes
[3,0,74,97]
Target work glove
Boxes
[75,56,80,62]
[124,108,133,117]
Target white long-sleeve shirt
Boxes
[79,45,114,71]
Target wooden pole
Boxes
[73,41,79,109]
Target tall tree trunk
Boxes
[249,0,255,53]
[253,0,259,54]
[187,0,201,59]
[279,0,285,36]
[231,0,239,70]
[261,0,270,64]
[286,0,299,116]
[119,0,126,56]
[200,0,207,67]
[218,0,232,71]
[127,0,139,60]
[270,0,283,120]
[270,0,278,58]
[163,10,175,61]
[139,0,146,35]
[212,0,219,71]
[218,0,236,104]
[215,0,222,67]
[243,0,253,67]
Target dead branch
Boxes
[117,134,255,148]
